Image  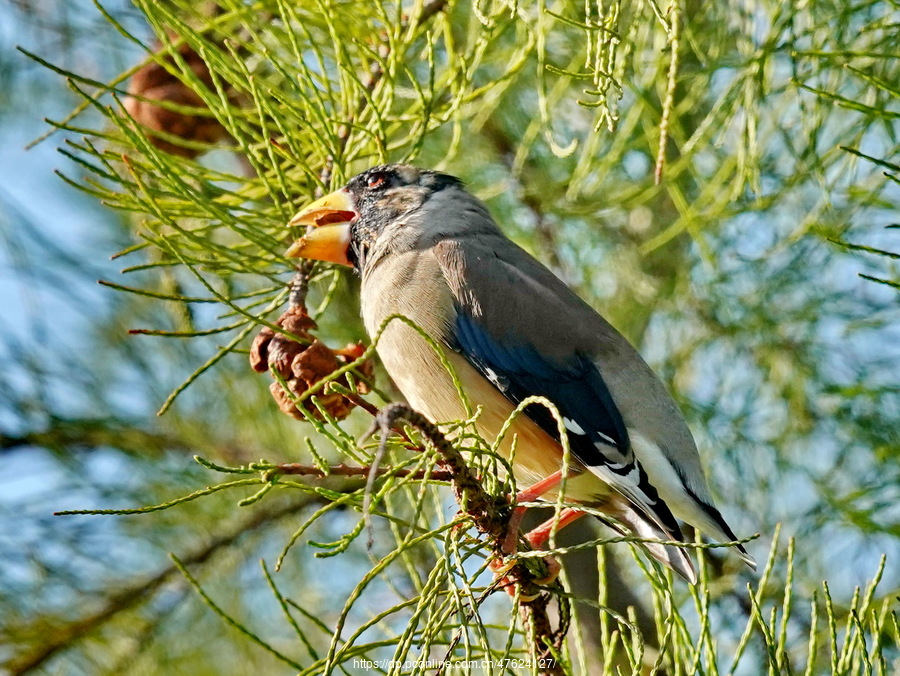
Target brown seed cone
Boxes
[124,42,232,158]
[250,306,374,422]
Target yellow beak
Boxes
[287,189,357,227]
[285,224,353,267]
[285,189,357,267]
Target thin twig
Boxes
[655,1,681,184]
[271,462,453,481]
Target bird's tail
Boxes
[599,498,697,584]
[684,499,758,571]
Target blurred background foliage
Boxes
[0,0,898,674]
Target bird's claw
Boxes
[531,554,561,586]
[488,553,516,577]
[488,551,560,599]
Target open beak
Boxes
[285,189,357,267]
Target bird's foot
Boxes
[530,554,562,586]
[489,473,586,599]
[487,553,517,578]
[488,552,560,601]
[491,506,588,596]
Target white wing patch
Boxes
[595,431,618,446]
[483,366,508,390]
[563,417,585,435]
[590,463,676,536]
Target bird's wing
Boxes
[434,238,683,540]
[601,496,697,583]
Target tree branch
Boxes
[371,402,568,675]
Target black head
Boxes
[342,164,463,270]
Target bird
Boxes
[284,164,756,583]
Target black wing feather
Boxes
[450,310,683,538]
[453,312,628,464]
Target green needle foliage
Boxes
[4,0,898,674]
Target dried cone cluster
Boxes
[250,305,374,421]
[124,42,232,158]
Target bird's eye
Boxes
[367,173,386,189]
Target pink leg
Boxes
[490,475,585,592]
[501,469,568,555]
[522,508,587,586]
[517,469,570,502]
[525,507,588,549]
